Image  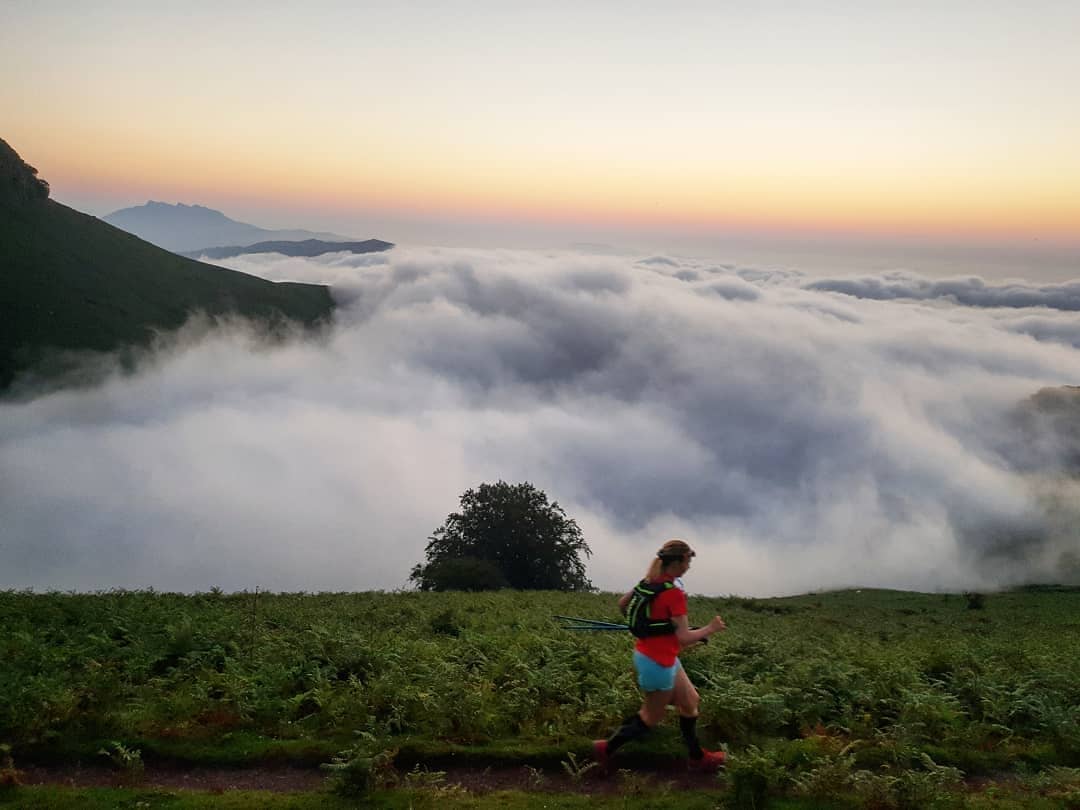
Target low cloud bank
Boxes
[805,272,1080,311]
[2,248,1079,595]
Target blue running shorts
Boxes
[633,650,681,692]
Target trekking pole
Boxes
[553,615,627,631]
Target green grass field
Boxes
[1,587,1078,807]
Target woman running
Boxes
[594,539,728,771]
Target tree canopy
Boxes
[409,481,593,591]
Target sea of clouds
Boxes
[2,246,1079,595]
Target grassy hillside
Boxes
[0,138,334,392]
[1,587,1078,806]
[1,587,1076,792]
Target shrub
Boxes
[725,746,787,809]
[97,741,144,784]
[413,558,508,592]
[321,735,397,798]
[791,749,857,799]
[429,609,464,637]
[0,744,24,791]
[851,754,963,810]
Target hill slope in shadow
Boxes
[0,137,334,393]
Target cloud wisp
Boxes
[805,272,1080,311]
[2,248,1079,595]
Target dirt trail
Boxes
[22,762,725,795]
[22,764,326,794]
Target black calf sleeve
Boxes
[607,714,651,753]
[679,715,704,759]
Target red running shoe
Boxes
[592,739,611,773]
[689,749,726,772]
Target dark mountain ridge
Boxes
[0,137,334,393]
[185,238,395,260]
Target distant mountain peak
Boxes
[144,201,224,214]
[102,201,361,253]
[109,200,240,226]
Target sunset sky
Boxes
[4,1,1079,254]
[5,1,1080,594]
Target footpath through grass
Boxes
[3,780,1079,809]
[0,786,789,810]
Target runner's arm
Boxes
[672,614,725,648]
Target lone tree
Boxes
[410,481,593,591]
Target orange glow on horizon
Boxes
[30,124,1080,248]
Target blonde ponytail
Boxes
[645,557,664,581]
[644,539,695,581]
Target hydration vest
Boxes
[626,579,677,638]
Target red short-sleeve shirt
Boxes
[634,576,687,667]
